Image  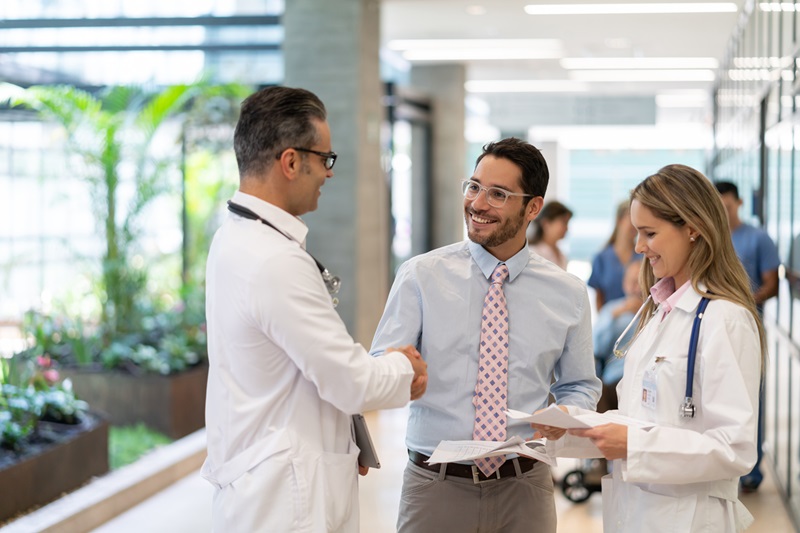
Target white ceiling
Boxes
[381,0,747,130]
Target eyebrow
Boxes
[469,178,515,192]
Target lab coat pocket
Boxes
[293,449,359,532]
[628,484,697,532]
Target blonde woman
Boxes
[537,164,764,532]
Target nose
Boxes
[634,235,645,254]
[469,188,491,210]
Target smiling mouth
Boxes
[470,212,495,225]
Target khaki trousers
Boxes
[397,459,557,533]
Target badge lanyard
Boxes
[226,201,341,307]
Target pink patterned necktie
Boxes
[472,263,510,477]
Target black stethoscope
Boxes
[226,201,342,308]
[613,295,711,419]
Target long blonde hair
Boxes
[631,164,766,372]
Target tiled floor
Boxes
[92,407,797,532]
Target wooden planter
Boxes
[61,363,208,439]
[0,412,109,522]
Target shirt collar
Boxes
[650,277,700,315]
[230,190,309,248]
[468,240,529,281]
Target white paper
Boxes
[506,405,655,430]
[427,436,556,467]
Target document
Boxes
[506,405,656,430]
[427,436,556,467]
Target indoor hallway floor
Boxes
[91,407,797,533]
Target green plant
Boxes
[1,82,227,339]
[0,368,89,451]
[109,423,172,470]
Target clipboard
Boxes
[352,413,381,469]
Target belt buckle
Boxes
[471,465,501,484]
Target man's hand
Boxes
[391,345,428,400]
[530,405,569,440]
[358,465,369,476]
[568,424,628,460]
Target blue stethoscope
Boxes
[613,295,711,418]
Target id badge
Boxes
[641,358,663,410]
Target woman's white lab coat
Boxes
[558,284,760,532]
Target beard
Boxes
[465,204,527,248]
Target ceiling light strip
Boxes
[524,3,738,15]
[561,57,719,69]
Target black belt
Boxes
[408,449,538,484]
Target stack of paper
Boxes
[426,436,556,466]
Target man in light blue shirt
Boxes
[716,181,780,494]
[371,138,601,533]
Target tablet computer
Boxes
[352,413,381,469]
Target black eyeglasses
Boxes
[292,147,337,170]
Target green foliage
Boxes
[2,82,217,338]
[0,377,89,451]
[109,423,172,470]
[17,291,207,376]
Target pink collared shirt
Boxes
[650,277,692,319]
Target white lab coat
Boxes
[202,192,414,533]
[554,284,760,532]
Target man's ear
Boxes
[526,197,544,222]
[277,148,302,181]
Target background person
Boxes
[540,164,764,532]
[371,138,600,533]
[202,86,427,533]
[715,180,780,493]
[587,200,640,311]
[528,200,573,270]
[593,260,642,413]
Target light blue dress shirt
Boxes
[370,240,601,457]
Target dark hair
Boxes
[529,200,572,244]
[714,180,740,200]
[234,86,327,178]
[476,138,549,198]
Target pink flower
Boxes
[37,355,52,368]
[43,369,59,385]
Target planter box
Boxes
[61,363,208,439]
[0,412,109,523]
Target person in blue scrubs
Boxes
[587,200,641,311]
[715,181,780,493]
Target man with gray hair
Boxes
[202,86,427,532]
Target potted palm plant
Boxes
[2,82,247,438]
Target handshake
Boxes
[390,345,428,400]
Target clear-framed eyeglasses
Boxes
[461,179,534,208]
[612,295,654,358]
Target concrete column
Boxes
[410,64,467,248]
[283,0,386,344]
[536,141,567,201]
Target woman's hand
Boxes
[568,423,628,460]
[530,405,569,440]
